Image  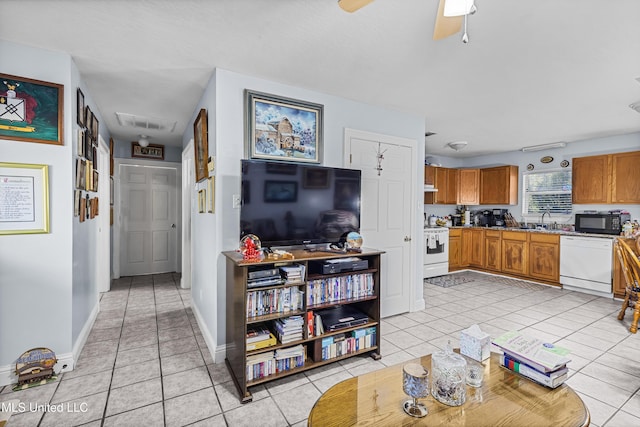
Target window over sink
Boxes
[522,169,572,218]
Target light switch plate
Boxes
[232,194,241,209]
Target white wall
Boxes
[0,41,74,376]
[0,40,105,384]
[424,132,640,222]
[185,68,425,359]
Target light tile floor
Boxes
[2,271,640,426]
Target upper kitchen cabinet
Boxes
[572,154,610,203]
[424,166,458,204]
[573,150,640,204]
[458,169,479,205]
[611,151,640,203]
[480,165,519,205]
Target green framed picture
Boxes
[0,73,64,145]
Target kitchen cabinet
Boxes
[611,151,640,203]
[573,150,640,204]
[572,154,610,203]
[501,231,528,276]
[447,227,562,286]
[424,166,458,204]
[529,233,560,283]
[448,228,462,270]
[480,166,518,205]
[469,228,484,267]
[445,169,460,204]
[458,169,479,205]
[461,228,472,266]
[484,230,502,271]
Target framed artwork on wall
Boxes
[0,162,50,234]
[245,90,323,164]
[0,73,64,145]
[76,88,86,127]
[131,142,165,160]
[207,176,215,213]
[194,108,209,182]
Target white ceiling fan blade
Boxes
[433,0,463,40]
[338,0,374,13]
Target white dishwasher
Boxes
[560,235,613,297]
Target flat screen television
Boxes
[240,159,361,248]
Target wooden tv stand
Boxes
[223,248,384,403]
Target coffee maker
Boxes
[476,210,491,227]
[490,209,509,227]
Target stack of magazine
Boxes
[492,331,571,389]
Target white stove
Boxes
[423,227,449,278]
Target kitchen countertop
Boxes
[446,226,620,239]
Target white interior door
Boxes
[120,164,178,276]
[346,130,414,317]
[96,137,111,292]
[181,140,194,289]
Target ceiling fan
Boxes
[338,0,477,42]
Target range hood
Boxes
[424,185,438,192]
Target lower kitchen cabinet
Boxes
[469,229,484,267]
[501,231,528,277]
[529,233,560,283]
[449,228,462,269]
[484,230,501,271]
[447,227,561,286]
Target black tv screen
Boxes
[240,160,361,247]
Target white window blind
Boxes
[523,169,572,215]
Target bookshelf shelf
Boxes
[307,296,378,311]
[224,248,383,403]
[246,310,306,325]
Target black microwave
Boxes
[574,213,630,235]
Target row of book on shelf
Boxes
[247,264,305,289]
[246,344,306,381]
[246,287,304,318]
[320,327,377,361]
[245,325,377,382]
[492,330,571,389]
[307,273,374,306]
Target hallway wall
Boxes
[0,40,107,385]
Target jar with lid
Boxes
[430,341,467,406]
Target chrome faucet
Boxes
[541,208,551,229]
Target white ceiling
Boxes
[2,0,639,158]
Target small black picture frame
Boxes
[76,88,85,127]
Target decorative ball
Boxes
[240,234,262,261]
[346,231,363,249]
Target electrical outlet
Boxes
[232,194,241,209]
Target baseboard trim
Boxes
[191,303,220,363]
[69,300,101,371]
[0,302,99,388]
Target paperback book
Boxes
[500,354,568,389]
[492,330,571,373]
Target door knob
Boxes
[171,224,176,228]
[404,236,412,242]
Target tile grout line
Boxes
[98,275,131,427]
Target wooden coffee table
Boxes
[308,352,589,426]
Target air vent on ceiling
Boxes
[115,112,177,132]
